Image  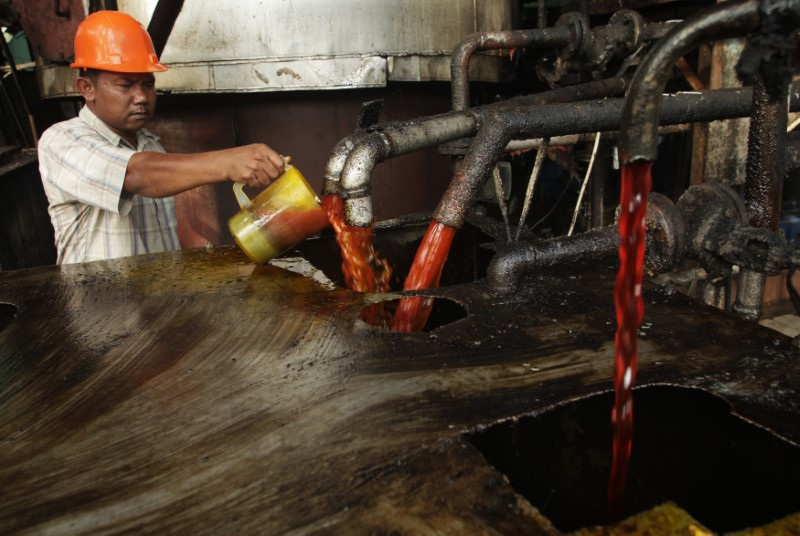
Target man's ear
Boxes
[75,76,95,103]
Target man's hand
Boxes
[223,143,287,188]
[125,143,289,198]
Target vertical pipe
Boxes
[618,0,761,164]
[450,27,573,112]
[590,141,611,228]
[733,74,789,320]
[146,0,186,58]
[537,0,547,29]
[743,75,787,231]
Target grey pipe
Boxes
[450,13,676,113]
[339,113,479,226]
[335,78,628,227]
[450,26,573,112]
[618,0,762,164]
[433,84,800,230]
[487,226,619,293]
[733,74,790,320]
[488,191,685,293]
[323,132,369,196]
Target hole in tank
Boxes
[467,385,800,533]
[0,302,18,333]
[357,296,468,332]
[291,216,494,291]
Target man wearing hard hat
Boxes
[38,11,287,264]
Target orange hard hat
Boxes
[70,10,167,72]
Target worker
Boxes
[38,10,286,264]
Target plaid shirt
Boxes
[39,106,180,264]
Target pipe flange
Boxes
[343,196,374,227]
[644,192,686,275]
[554,12,588,60]
[608,9,645,57]
[322,177,341,196]
[677,182,749,275]
[339,184,371,200]
[614,192,686,275]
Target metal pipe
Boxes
[733,73,790,320]
[146,0,186,58]
[450,27,574,112]
[497,77,628,109]
[340,114,479,226]
[335,78,628,227]
[590,141,611,228]
[618,0,761,164]
[322,132,369,196]
[743,74,788,231]
[504,124,692,154]
[450,14,677,114]
[487,226,619,293]
[537,0,547,29]
[434,84,800,229]
[488,191,685,293]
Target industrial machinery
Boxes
[1,0,800,533]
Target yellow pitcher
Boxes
[228,165,329,263]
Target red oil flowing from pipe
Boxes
[608,161,652,522]
[322,194,393,327]
[391,221,457,332]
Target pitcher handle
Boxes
[232,182,251,208]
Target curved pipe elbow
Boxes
[340,134,390,227]
[487,227,620,294]
[619,0,760,164]
[323,132,368,196]
[451,33,483,112]
[451,27,573,112]
[486,246,538,295]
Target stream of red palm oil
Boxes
[608,160,652,522]
[391,222,457,332]
[322,194,393,327]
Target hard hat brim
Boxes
[70,61,169,73]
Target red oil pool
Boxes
[391,222,457,333]
[609,161,652,521]
[322,194,393,327]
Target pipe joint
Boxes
[619,0,761,164]
[323,131,368,195]
[343,196,375,228]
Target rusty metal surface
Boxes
[1,242,799,533]
[618,0,761,164]
[744,75,788,231]
[36,0,514,97]
[435,85,798,230]
[10,0,84,63]
[451,26,574,111]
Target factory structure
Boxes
[1,0,799,533]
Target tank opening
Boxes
[291,217,494,291]
[0,303,17,333]
[358,296,467,332]
[467,385,800,533]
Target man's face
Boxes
[77,71,157,142]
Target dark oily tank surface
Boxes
[1,246,799,533]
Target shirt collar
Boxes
[78,105,160,149]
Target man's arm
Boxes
[123,143,286,197]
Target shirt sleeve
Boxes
[38,125,136,216]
